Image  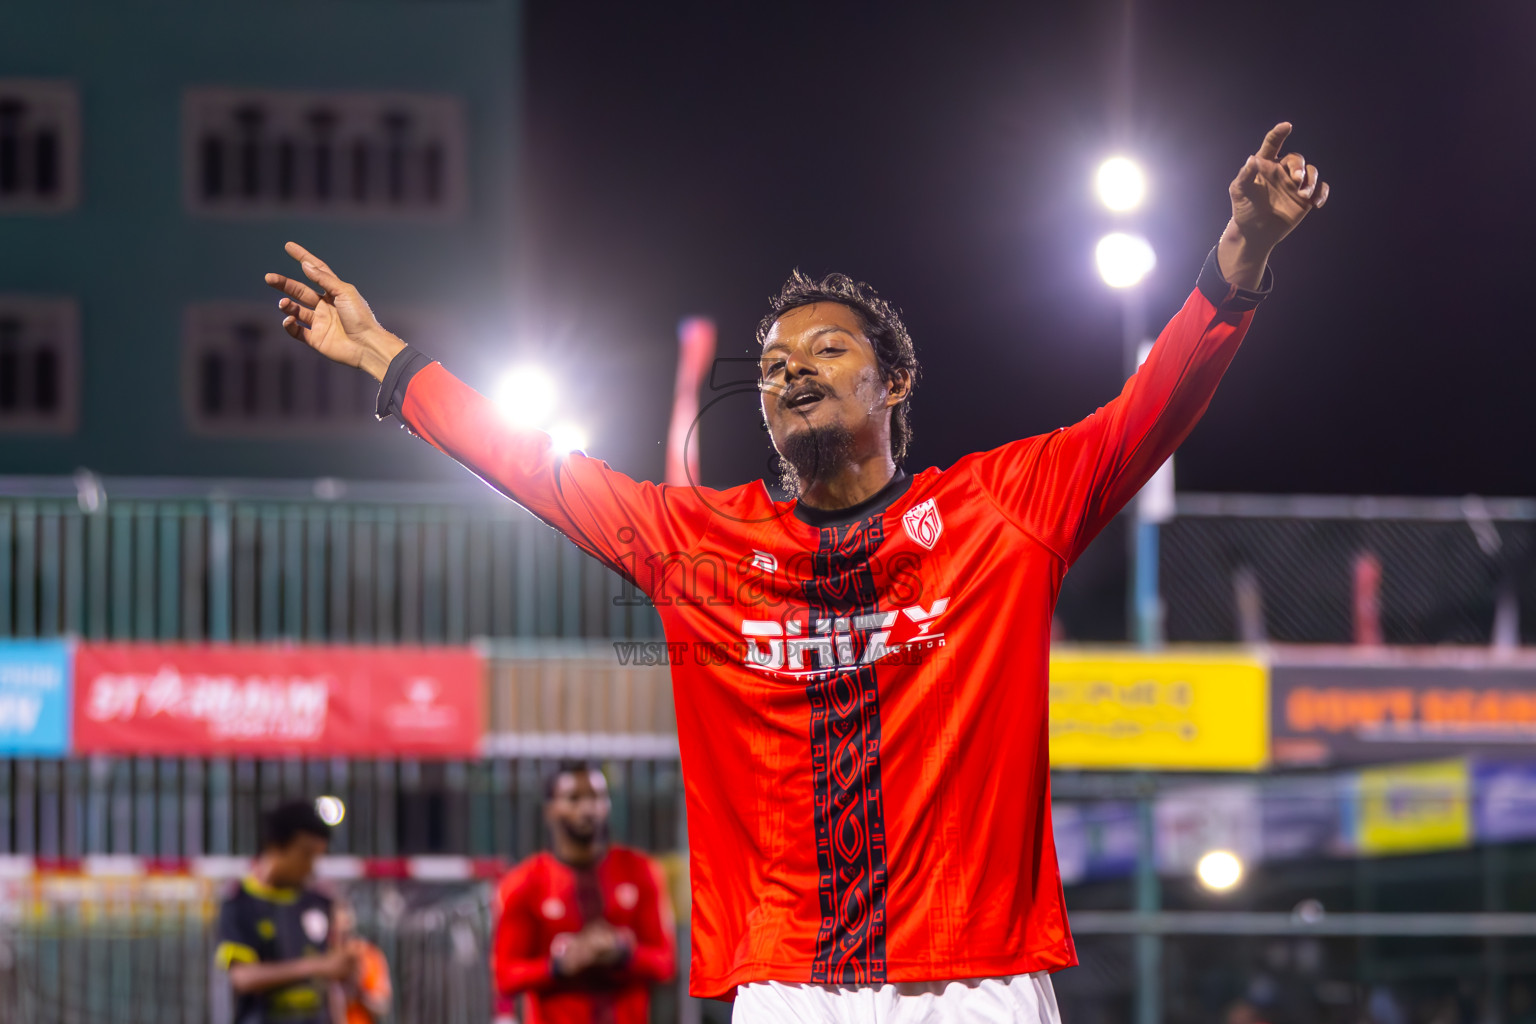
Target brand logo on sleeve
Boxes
[901,499,943,549]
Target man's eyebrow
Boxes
[760,325,857,356]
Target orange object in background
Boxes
[1352,551,1383,646]
[343,939,392,1024]
[664,316,716,487]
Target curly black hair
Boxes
[261,800,331,851]
[757,270,920,464]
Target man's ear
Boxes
[885,368,913,406]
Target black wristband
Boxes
[1195,244,1274,313]
[374,347,435,422]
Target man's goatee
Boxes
[775,423,857,497]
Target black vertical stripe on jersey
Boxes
[803,514,889,986]
[572,863,616,1024]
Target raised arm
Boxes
[263,245,704,586]
[972,122,1329,565]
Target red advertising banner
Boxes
[73,644,482,757]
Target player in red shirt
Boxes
[264,123,1327,1021]
[490,762,676,1024]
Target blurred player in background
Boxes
[331,900,392,1024]
[215,801,353,1024]
[490,761,676,1024]
[264,123,1326,1021]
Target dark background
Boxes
[519,0,1535,499]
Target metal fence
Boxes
[0,475,662,645]
[0,753,684,860]
[0,874,216,1024]
[1163,494,1536,645]
[12,477,1536,651]
[0,875,501,1024]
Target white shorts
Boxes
[733,972,1061,1024]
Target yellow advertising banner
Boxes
[1355,758,1471,855]
[1048,650,1269,771]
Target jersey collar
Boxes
[242,875,300,904]
[792,470,912,528]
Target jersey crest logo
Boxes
[750,550,777,574]
[901,498,943,549]
[541,897,566,921]
[615,882,640,910]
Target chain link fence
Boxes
[1162,495,1536,645]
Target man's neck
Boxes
[553,839,606,868]
[797,453,897,511]
[249,855,288,890]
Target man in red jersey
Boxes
[491,762,676,1024]
[264,122,1327,1021]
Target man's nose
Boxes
[785,352,817,379]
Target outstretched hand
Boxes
[1217,123,1329,289]
[262,243,405,382]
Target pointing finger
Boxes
[283,241,325,268]
[284,241,346,294]
[1256,122,1292,160]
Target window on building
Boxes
[182,88,467,219]
[0,80,81,213]
[183,303,439,435]
[0,297,79,433]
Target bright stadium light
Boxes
[494,365,558,428]
[546,421,590,454]
[315,795,346,827]
[1196,849,1244,892]
[1095,156,1146,211]
[1095,232,1157,289]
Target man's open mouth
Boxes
[784,389,825,411]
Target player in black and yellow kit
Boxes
[215,801,354,1024]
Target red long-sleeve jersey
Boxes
[383,248,1267,998]
[491,847,676,1024]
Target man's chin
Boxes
[776,421,857,492]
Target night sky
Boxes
[520,0,1536,499]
